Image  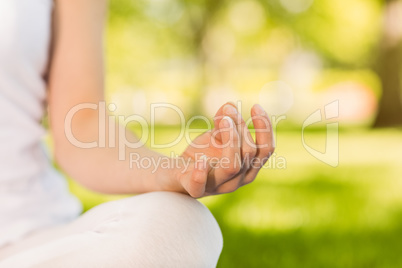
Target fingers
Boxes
[213,102,237,128]
[214,103,257,168]
[212,116,242,186]
[213,102,238,143]
[184,156,209,198]
[204,103,275,194]
[240,122,257,169]
[243,104,275,184]
[215,175,243,194]
[252,104,275,157]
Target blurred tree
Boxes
[179,0,228,116]
[108,0,396,124]
[373,0,402,127]
[109,0,229,116]
[256,0,380,67]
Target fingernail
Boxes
[198,155,208,170]
[197,160,204,171]
[223,104,237,115]
[228,101,237,107]
[222,116,232,128]
[254,104,266,115]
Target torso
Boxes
[0,0,81,247]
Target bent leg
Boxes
[0,192,223,268]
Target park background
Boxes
[62,0,402,267]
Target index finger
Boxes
[251,104,275,161]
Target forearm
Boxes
[54,111,184,194]
[48,0,185,194]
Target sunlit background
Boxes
[66,0,402,267]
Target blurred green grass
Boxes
[68,127,402,268]
[91,1,402,266]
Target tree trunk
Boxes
[373,0,402,128]
[183,0,226,117]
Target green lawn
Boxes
[68,127,402,268]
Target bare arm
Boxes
[48,0,274,197]
[49,0,179,194]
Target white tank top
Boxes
[0,0,82,247]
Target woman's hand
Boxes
[174,102,275,198]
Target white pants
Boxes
[0,192,223,268]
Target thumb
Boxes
[183,155,210,198]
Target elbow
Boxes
[53,145,93,191]
[54,145,71,172]
[51,112,108,192]
[53,145,79,183]
[53,135,76,171]
[53,145,114,194]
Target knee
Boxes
[120,192,223,267]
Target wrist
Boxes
[157,156,187,194]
